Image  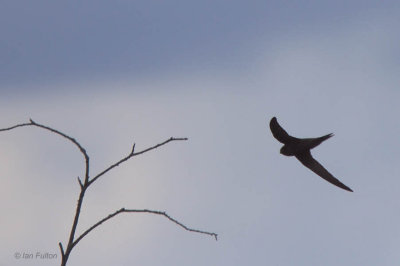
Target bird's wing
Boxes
[269,117,296,144]
[295,150,353,192]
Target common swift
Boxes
[269,117,353,192]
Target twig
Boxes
[58,242,64,256]
[73,208,217,248]
[89,137,188,185]
[77,177,83,189]
[0,119,90,181]
[58,242,65,266]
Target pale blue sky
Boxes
[1,1,400,266]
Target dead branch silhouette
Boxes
[0,119,217,266]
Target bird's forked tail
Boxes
[309,133,334,150]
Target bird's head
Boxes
[280,145,295,156]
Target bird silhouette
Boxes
[269,117,353,192]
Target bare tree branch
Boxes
[73,208,217,248]
[122,209,218,241]
[0,119,91,263]
[0,122,31,131]
[89,137,188,185]
[0,119,90,181]
[0,119,216,266]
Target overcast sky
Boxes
[1,1,400,266]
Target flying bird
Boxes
[269,117,353,192]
